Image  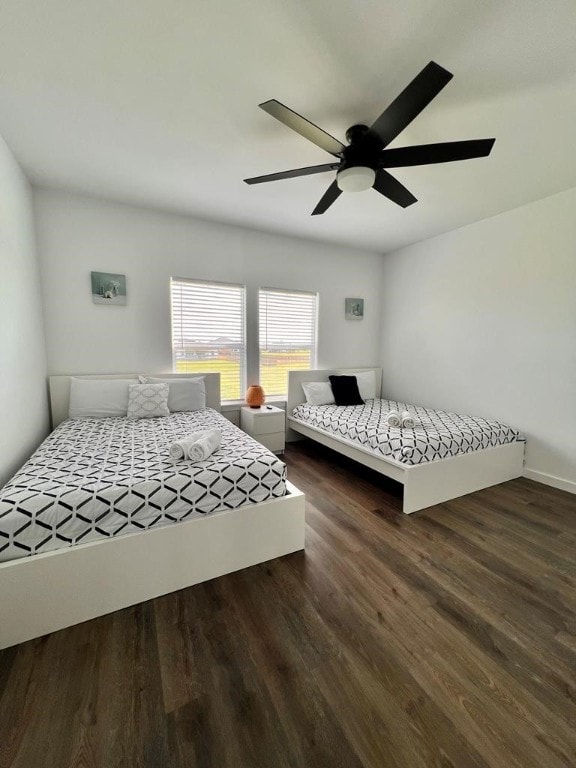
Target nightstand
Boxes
[240,405,285,454]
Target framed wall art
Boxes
[345,297,364,320]
[91,272,127,306]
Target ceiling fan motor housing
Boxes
[341,125,381,171]
[344,123,370,145]
[337,125,382,191]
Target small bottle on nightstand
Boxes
[240,405,286,454]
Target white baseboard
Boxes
[523,468,576,495]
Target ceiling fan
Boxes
[244,61,495,215]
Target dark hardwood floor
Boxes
[1,441,576,768]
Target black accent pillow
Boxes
[329,375,364,406]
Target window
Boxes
[259,288,318,397]
[171,278,246,401]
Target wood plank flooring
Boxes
[1,440,576,768]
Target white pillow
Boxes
[68,378,134,419]
[350,370,377,400]
[127,383,170,419]
[139,376,206,412]
[301,381,335,406]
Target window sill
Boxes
[221,400,246,411]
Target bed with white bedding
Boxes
[0,408,287,563]
[287,368,525,516]
[291,398,524,466]
[0,373,304,650]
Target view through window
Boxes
[259,288,318,397]
[171,278,246,400]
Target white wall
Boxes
[0,137,49,487]
[34,188,383,392]
[380,186,576,492]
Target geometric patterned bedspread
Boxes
[0,408,286,563]
[292,398,524,467]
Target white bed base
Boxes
[0,373,305,650]
[0,482,304,650]
[287,369,524,515]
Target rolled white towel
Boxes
[385,410,401,427]
[401,411,416,428]
[169,438,189,459]
[169,434,200,460]
[187,428,221,462]
[169,429,221,462]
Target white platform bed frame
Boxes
[287,368,524,515]
[0,373,305,650]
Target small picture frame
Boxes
[91,271,127,306]
[345,297,364,320]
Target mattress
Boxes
[291,398,524,466]
[0,408,287,563]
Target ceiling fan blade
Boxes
[311,180,342,215]
[373,170,417,208]
[244,163,339,185]
[368,62,453,148]
[380,138,495,168]
[259,99,345,157]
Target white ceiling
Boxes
[1,0,576,252]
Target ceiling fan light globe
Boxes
[336,166,376,192]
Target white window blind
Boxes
[259,288,318,397]
[171,278,246,401]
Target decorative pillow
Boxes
[127,383,170,419]
[69,378,134,419]
[329,375,364,406]
[349,370,377,400]
[301,381,335,406]
[139,376,206,412]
